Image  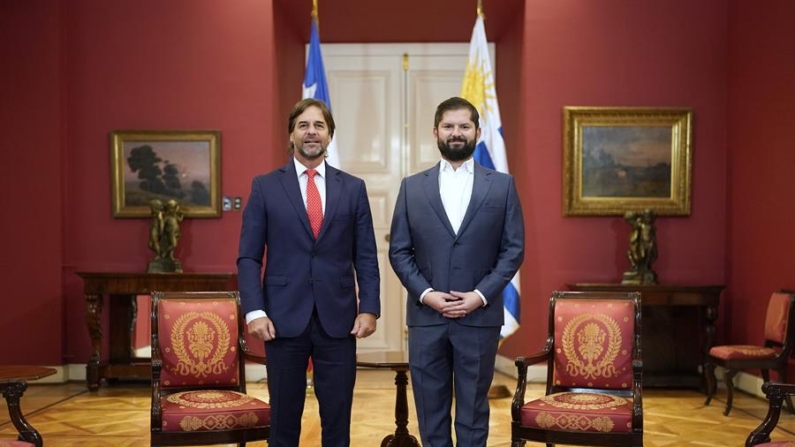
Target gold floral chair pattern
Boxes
[705,290,795,416]
[511,290,643,447]
[150,291,270,447]
[747,382,795,446]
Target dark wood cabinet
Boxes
[568,283,724,389]
[77,272,236,391]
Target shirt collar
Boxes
[293,158,326,178]
[440,157,475,174]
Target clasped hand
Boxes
[425,290,480,318]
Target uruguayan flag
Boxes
[302,18,339,168]
[461,15,521,339]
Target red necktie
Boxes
[306,169,323,238]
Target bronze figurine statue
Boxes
[622,208,658,285]
[147,199,184,273]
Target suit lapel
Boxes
[319,162,341,240]
[456,163,493,238]
[423,164,456,238]
[278,161,315,239]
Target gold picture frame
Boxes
[111,130,221,218]
[563,107,692,216]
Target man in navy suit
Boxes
[389,97,524,447]
[238,98,380,447]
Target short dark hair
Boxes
[287,98,336,138]
[433,97,480,129]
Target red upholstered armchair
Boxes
[511,291,643,447]
[746,382,795,446]
[150,291,270,447]
[704,290,795,416]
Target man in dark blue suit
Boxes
[389,97,524,447]
[238,98,380,447]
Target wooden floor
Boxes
[3,370,795,446]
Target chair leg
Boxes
[704,360,717,405]
[510,440,526,447]
[723,369,737,416]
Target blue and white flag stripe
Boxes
[302,18,339,168]
[461,16,521,339]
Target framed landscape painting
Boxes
[562,107,693,216]
[111,130,221,218]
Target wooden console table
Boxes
[77,272,235,391]
[569,284,723,389]
[357,352,420,447]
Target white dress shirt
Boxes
[439,158,474,234]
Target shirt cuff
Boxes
[245,309,268,324]
[419,288,434,304]
[474,289,487,307]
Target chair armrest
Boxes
[746,382,794,446]
[511,337,553,421]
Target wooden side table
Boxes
[357,352,420,447]
[0,366,57,447]
[76,272,235,391]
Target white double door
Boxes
[320,43,492,354]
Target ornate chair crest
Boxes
[511,290,643,447]
[704,290,795,416]
[150,291,270,447]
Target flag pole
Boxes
[475,0,512,401]
[312,0,319,26]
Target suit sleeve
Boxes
[237,176,267,316]
[475,175,525,301]
[388,178,432,300]
[352,179,381,317]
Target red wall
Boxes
[726,1,795,352]
[60,0,278,363]
[4,0,788,370]
[0,1,64,364]
[503,0,729,356]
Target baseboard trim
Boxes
[60,363,267,384]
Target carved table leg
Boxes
[702,304,719,394]
[85,292,104,391]
[382,369,420,447]
[2,380,43,446]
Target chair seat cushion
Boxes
[0,441,35,447]
[709,345,777,360]
[161,389,271,432]
[520,392,634,433]
[753,442,795,447]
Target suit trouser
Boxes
[265,311,357,447]
[409,322,500,447]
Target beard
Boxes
[438,137,476,162]
[295,140,327,161]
